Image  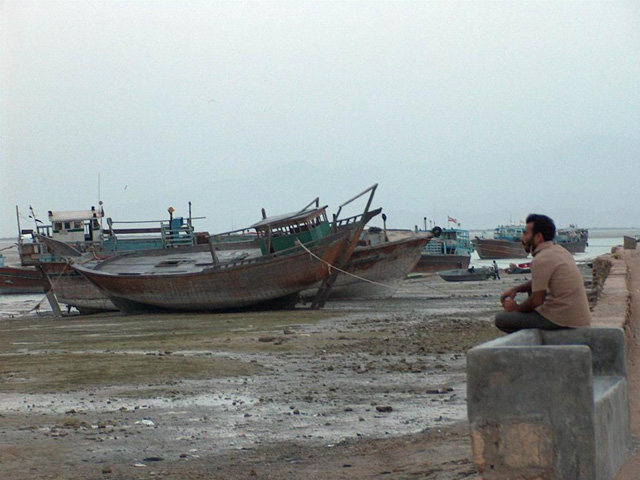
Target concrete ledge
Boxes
[467,327,631,480]
[592,247,635,365]
[592,249,629,329]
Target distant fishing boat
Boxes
[474,224,528,259]
[71,186,381,313]
[556,227,588,254]
[438,267,491,282]
[412,227,473,273]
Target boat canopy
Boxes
[48,208,103,222]
[251,206,328,233]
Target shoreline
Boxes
[0,243,635,479]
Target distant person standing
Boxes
[492,260,500,280]
[495,214,591,334]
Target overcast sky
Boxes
[1,1,639,238]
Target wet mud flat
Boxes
[0,274,525,479]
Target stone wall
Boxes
[591,247,633,357]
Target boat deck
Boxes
[93,249,263,275]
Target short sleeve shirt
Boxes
[531,241,591,327]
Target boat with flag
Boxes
[412,216,473,273]
[473,224,528,259]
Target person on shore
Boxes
[492,260,500,280]
[495,214,591,334]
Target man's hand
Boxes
[503,297,518,312]
[500,287,518,306]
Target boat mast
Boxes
[15,206,21,243]
[98,174,104,230]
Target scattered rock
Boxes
[375,406,393,413]
[135,419,155,426]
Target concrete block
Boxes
[467,327,630,480]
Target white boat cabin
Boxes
[48,207,104,243]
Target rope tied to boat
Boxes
[0,244,17,252]
[296,240,395,290]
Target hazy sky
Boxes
[2,1,639,238]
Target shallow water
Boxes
[471,234,634,271]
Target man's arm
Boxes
[503,289,546,313]
[500,280,532,305]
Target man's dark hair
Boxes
[526,214,556,241]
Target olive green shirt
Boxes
[531,241,591,327]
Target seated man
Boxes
[495,214,591,334]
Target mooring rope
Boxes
[296,241,396,290]
[296,240,452,295]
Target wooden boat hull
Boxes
[474,238,528,259]
[438,268,490,282]
[558,228,588,253]
[74,229,356,313]
[576,239,587,253]
[557,240,581,254]
[412,253,471,273]
[40,262,118,314]
[0,266,45,294]
[306,235,430,299]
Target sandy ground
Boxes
[0,268,594,480]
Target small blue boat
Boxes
[438,267,491,282]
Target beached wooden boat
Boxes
[438,267,491,282]
[72,187,380,313]
[304,231,432,299]
[19,205,204,314]
[38,260,119,314]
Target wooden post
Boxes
[208,242,219,265]
[34,264,63,317]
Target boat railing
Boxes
[332,184,378,228]
[209,227,257,242]
[333,212,368,230]
[205,228,342,271]
[160,222,196,247]
[20,236,105,266]
[105,218,199,249]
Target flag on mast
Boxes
[447,216,457,224]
